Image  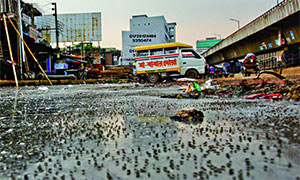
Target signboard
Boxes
[136,58,179,72]
[113,56,118,62]
[29,27,40,42]
[35,12,102,43]
[54,63,68,70]
[22,13,31,25]
[129,34,157,43]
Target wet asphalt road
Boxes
[0,83,299,180]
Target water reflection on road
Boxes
[0,84,299,179]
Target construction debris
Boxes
[162,78,300,101]
[287,84,300,101]
[170,109,204,123]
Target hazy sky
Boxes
[24,0,280,49]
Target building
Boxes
[100,48,121,66]
[121,15,176,65]
[196,37,222,54]
[1,0,55,80]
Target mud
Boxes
[0,84,299,179]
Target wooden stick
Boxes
[6,15,53,85]
[3,14,19,87]
[24,51,30,72]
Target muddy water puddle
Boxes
[0,84,299,179]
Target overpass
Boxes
[203,0,300,65]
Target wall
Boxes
[121,15,176,65]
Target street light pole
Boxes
[230,18,240,30]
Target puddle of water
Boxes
[0,84,299,179]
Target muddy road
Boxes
[0,84,299,179]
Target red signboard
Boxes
[29,27,40,42]
[138,59,177,69]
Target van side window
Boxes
[164,47,178,54]
[181,50,200,59]
[137,50,149,57]
[150,49,163,56]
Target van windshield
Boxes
[181,50,200,58]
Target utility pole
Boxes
[17,0,25,79]
[52,2,59,48]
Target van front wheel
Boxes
[186,69,198,79]
[147,73,160,83]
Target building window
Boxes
[148,23,150,25]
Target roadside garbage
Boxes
[287,84,300,101]
[170,109,204,123]
[176,78,199,82]
[185,79,219,93]
[38,86,49,91]
[244,93,266,99]
[185,82,202,93]
[260,93,283,100]
[162,77,299,101]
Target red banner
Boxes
[138,59,177,69]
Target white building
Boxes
[121,15,176,65]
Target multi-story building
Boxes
[121,15,176,65]
[0,0,53,80]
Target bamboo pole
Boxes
[3,14,19,87]
[6,15,53,85]
[24,51,30,72]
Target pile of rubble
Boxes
[162,78,300,101]
[170,109,204,124]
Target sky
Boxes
[24,0,280,49]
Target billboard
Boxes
[35,12,102,43]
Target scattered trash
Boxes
[185,79,219,94]
[170,109,204,123]
[38,86,49,91]
[244,93,266,99]
[161,77,299,101]
[260,93,283,100]
[176,78,199,82]
[287,84,300,101]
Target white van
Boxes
[135,42,206,83]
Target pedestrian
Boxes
[223,62,230,77]
[209,66,215,79]
[243,53,259,76]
